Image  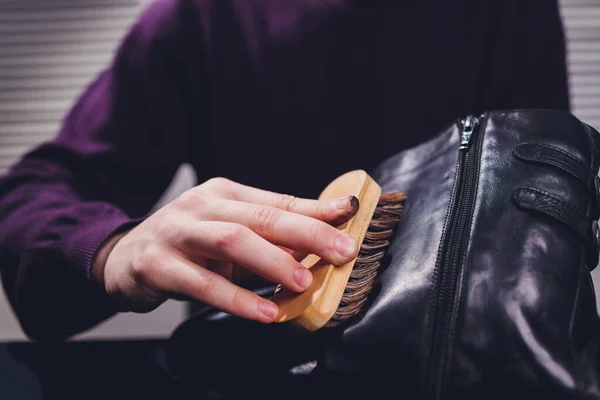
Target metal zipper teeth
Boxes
[426,115,482,400]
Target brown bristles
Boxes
[325,191,406,327]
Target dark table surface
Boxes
[0,339,202,400]
[0,297,327,400]
[0,338,321,400]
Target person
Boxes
[0,0,570,343]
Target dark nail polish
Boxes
[348,196,359,214]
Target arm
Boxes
[0,0,204,342]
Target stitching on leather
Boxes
[542,162,585,185]
[513,186,589,241]
[534,144,541,160]
[542,143,590,169]
[519,155,584,184]
[515,142,591,173]
[508,129,593,183]
[516,186,588,221]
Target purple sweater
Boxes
[0,0,569,341]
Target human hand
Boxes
[92,178,359,323]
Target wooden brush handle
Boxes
[272,170,382,332]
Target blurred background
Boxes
[0,0,599,342]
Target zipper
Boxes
[459,115,477,150]
[424,114,483,399]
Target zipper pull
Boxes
[459,115,479,151]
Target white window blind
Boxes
[0,0,146,172]
[561,0,600,131]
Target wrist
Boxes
[92,231,127,288]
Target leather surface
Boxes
[447,110,600,399]
[316,119,461,391]
[166,109,600,400]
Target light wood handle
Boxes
[271,170,381,332]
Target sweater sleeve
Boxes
[0,0,206,342]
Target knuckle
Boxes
[306,221,332,254]
[153,216,178,241]
[174,189,209,216]
[133,243,164,282]
[205,177,232,191]
[253,206,279,234]
[231,289,247,311]
[304,220,323,252]
[175,190,201,209]
[308,220,323,243]
[215,224,243,251]
[315,200,328,219]
[195,273,220,296]
[278,194,297,212]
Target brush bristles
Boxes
[325,191,406,327]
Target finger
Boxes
[185,254,275,288]
[204,260,266,289]
[203,200,359,266]
[279,246,307,262]
[150,252,280,323]
[174,221,313,293]
[206,259,234,282]
[217,180,360,225]
[234,268,273,290]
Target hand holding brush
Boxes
[273,170,406,331]
[92,177,362,322]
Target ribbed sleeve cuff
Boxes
[63,207,145,317]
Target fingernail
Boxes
[347,196,359,214]
[336,234,357,258]
[294,267,312,289]
[336,196,359,214]
[336,196,350,209]
[258,301,278,321]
